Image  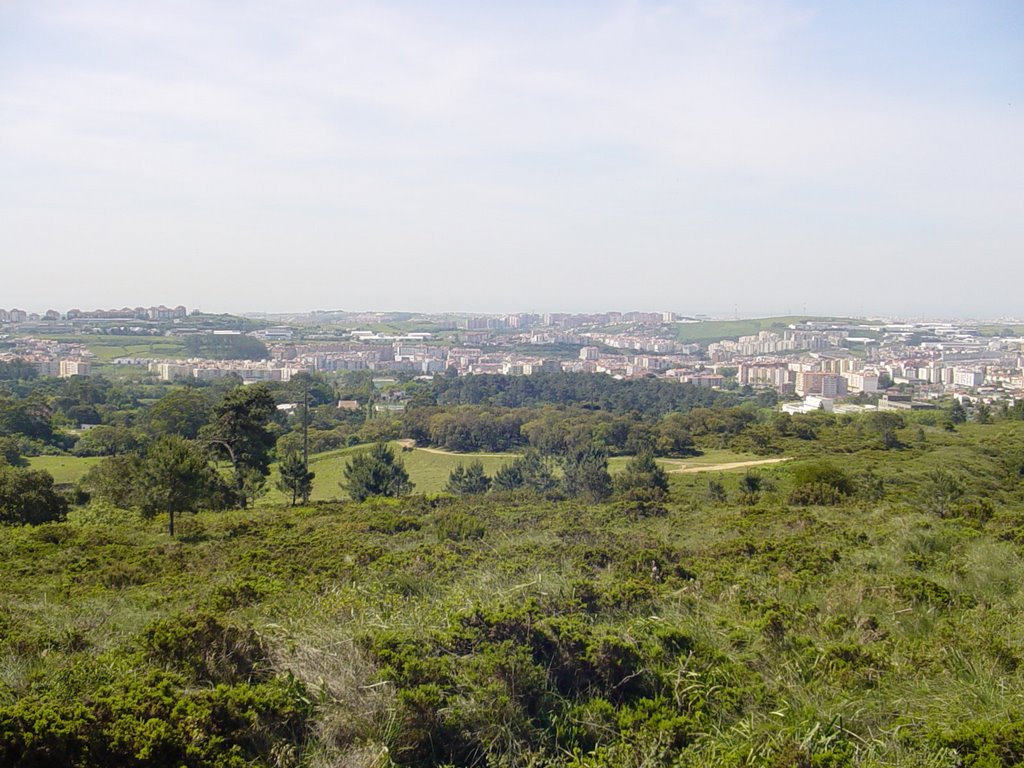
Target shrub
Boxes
[0,672,311,768]
[142,613,271,685]
[788,482,846,507]
[435,512,486,541]
[791,461,854,495]
[614,451,670,501]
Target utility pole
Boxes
[302,375,309,473]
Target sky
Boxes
[1,0,1022,318]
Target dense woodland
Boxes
[3,364,1024,765]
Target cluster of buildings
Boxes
[66,305,187,321]
[579,332,697,355]
[0,309,31,324]
[462,311,681,331]
[142,319,1024,411]
[0,338,93,377]
[148,360,307,382]
[0,305,187,323]
[6,306,1024,414]
[712,323,1024,410]
[709,329,846,357]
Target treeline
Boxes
[182,334,269,360]
[399,405,703,456]
[0,359,38,381]
[395,405,918,458]
[0,383,286,529]
[1,363,1015,470]
[429,371,749,413]
[0,370,353,461]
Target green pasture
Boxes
[673,316,844,344]
[27,455,103,484]
[262,443,521,503]
[23,443,780,501]
[34,334,187,362]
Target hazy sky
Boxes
[1,1,1022,318]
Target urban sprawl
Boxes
[2,305,1022,415]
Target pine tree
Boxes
[277,451,315,506]
[614,450,669,500]
[341,442,414,502]
[562,446,612,502]
[201,384,277,508]
[137,436,226,536]
[492,462,524,492]
[490,450,558,495]
[446,460,492,495]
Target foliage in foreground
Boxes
[3,422,1024,766]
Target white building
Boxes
[953,368,985,388]
[845,372,879,393]
[59,360,92,377]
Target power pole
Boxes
[302,375,309,473]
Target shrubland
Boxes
[3,364,1024,764]
[1,418,1024,765]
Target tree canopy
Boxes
[0,466,68,525]
[202,384,277,508]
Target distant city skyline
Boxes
[1,301,1021,326]
[2,1,1022,316]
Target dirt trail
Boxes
[665,457,791,474]
[395,440,512,459]
[395,441,790,473]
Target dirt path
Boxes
[665,457,791,474]
[395,439,513,459]
[396,440,790,473]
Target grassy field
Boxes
[265,446,769,504]
[24,444,776,500]
[262,443,522,503]
[673,316,846,344]
[978,323,1024,337]
[36,334,188,362]
[654,448,758,467]
[27,455,102,484]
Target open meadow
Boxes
[27,455,103,484]
[261,445,771,503]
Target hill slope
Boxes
[4,422,1024,766]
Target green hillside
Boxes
[24,445,763,500]
[34,335,188,362]
[674,316,847,344]
[263,444,520,502]
[4,421,1024,766]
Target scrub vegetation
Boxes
[2,366,1024,765]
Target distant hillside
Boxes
[674,316,850,344]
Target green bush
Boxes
[435,511,485,541]
[0,672,311,768]
[142,613,271,685]
[789,482,846,506]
